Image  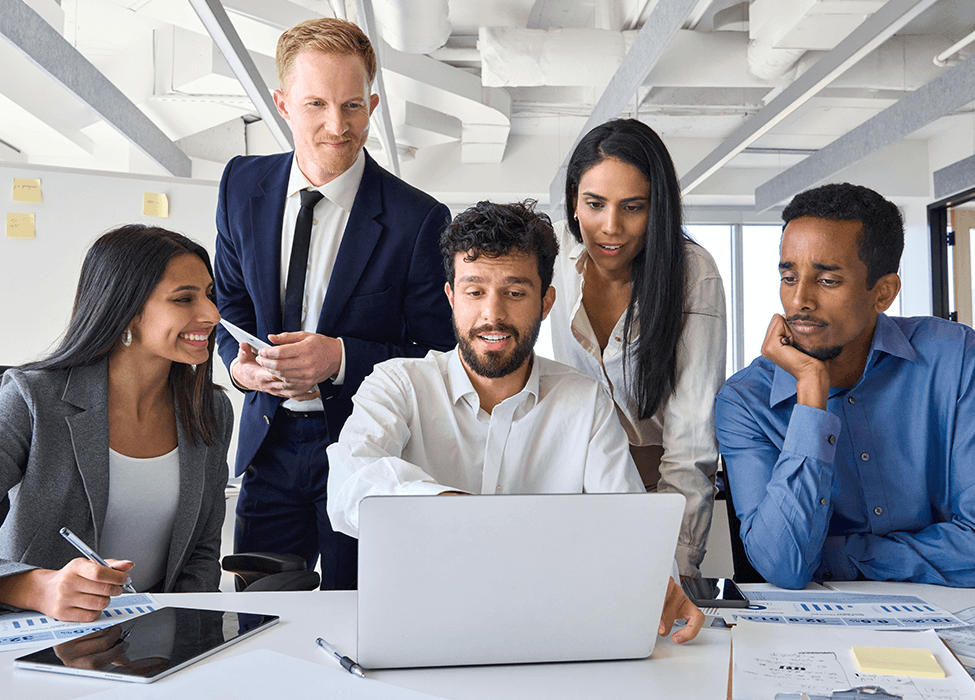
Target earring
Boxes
[122,329,132,347]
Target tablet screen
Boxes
[15,607,279,683]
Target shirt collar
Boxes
[286,150,365,212]
[769,313,917,406]
[446,346,542,411]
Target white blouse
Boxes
[550,221,727,575]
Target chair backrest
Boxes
[716,456,765,584]
[0,366,11,522]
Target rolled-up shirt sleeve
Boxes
[716,389,840,589]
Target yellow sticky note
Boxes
[6,212,36,239]
[853,646,945,678]
[143,192,169,218]
[12,178,41,203]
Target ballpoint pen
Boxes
[316,637,366,678]
[59,527,137,594]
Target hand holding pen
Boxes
[60,528,137,594]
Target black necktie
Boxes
[283,189,325,332]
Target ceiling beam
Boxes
[353,0,400,177]
[755,51,975,211]
[679,0,939,196]
[934,152,975,202]
[548,0,700,215]
[188,0,293,152]
[0,0,192,177]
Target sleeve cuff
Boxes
[228,358,248,393]
[782,404,841,463]
[332,337,347,386]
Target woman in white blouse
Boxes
[550,119,726,576]
[0,225,231,621]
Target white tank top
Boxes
[99,447,180,592]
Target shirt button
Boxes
[312,219,318,225]
[614,336,621,342]
[820,498,828,506]
[828,435,836,444]
[874,506,883,516]
[495,486,503,494]
[861,452,870,461]
[848,396,856,404]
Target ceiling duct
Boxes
[373,0,451,54]
[747,0,886,82]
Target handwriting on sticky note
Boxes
[143,192,169,218]
[12,178,41,203]
[6,213,35,239]
[853,645,945,678]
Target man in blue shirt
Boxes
[716,182,975,589]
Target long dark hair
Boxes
[564,119,690,420]
[25,225,224,445]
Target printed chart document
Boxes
[732,619,975,700]
[722,590,968,630]
[77,648,451,700]
[0,593,159,652]
[939,606,975,673]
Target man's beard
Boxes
[792,339,843,362]
[455,314,542,379]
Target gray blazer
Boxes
[0,359,232,593]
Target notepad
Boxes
[853,645,946,678]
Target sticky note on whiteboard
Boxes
[143,192,169,218]
[6,212,35,238]
[853,646,945,678]
[12,178,41,203]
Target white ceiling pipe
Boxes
[372,0,450,54]
[934,29,975,67]
[479,28,636,88]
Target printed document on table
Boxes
[77,649,452,699]
[732,619,975,700]
[0,593,159,652]
[938,605,975,668]
[722,590,968,630]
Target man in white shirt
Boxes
[327,200,704,644]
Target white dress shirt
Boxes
[550,221,727,575]
[277,151,365,410]
[325,348,645,537]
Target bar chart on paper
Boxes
[0,593,158,651]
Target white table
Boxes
[1,584,970,700]
[0,590,731,700]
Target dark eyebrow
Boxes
[580,191,649,204]
[778,261,841,272]
[169,284,202,293]
[504,276,536,287]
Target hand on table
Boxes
[658,576,705,644]
[0,558,134,622]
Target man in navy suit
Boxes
[214,18,453,589]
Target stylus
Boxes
[316,637,366,678]
[59,527,137,594]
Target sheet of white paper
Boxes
[728,591,967,630]
[76,648,450,700]
[732,619,975,700]
[938,606,975,668]
[0,593,159,651]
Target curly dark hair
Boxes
[782,183,903,289]
[441,200,559,291]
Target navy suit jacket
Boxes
[214,150,454,475]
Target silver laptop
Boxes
[356,492,684,669]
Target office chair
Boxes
[221,552,321,592]
[0,366,10,523]
[715,456,765,584]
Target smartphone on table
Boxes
[681,577,749,608]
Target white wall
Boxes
[0,161,244,465]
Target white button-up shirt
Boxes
[550,222,726,575]
[278,151,365,410]
[326,349,645,537]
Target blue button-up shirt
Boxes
[715,314,975,589]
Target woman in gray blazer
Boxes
[0,225,232,622]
